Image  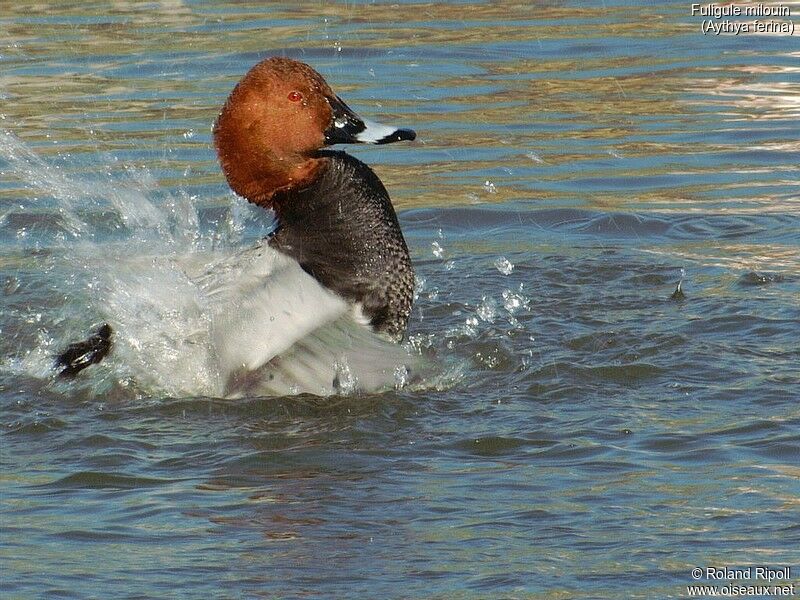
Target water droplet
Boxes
[394,365,409,388]
[431,241,444,258]
[502,289,529,314]
[333,358,358,394]
[483,180,497,194]
[494,256,514,275]
[477,296,498,323]
[413,275,426,300]
[464,316,479,337]
[183,129,195,139]
[526,151,544,163]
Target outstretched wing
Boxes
[224,313,411,397]
[198,243,347,375]
[197,241,411,397]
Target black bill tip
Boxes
[374,128,416,144]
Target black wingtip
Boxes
[55,323,113,378]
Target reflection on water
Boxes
[2,1,799,598]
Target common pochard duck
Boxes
[56,57,418,397]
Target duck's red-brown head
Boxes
[213,57,415,207]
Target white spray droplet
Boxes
[494,256,514,275]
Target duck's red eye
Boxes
[287,91,303,103]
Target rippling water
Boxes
[2,2,799,598]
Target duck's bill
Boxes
[325,95,415,145]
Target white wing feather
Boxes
[194,241,411,397]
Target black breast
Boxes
[269,151,414,340]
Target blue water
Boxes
[2,2,799,598]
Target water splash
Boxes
[0,132,248,395]
[0,130,166,239]
[0,132,445,399]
